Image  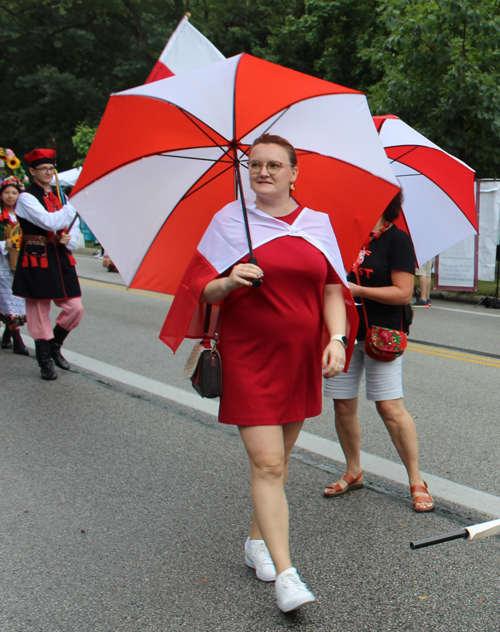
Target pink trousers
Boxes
[25,297,84,340]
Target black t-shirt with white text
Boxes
[348,225,416,340]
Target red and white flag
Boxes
[146,15,225,83]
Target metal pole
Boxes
[232,145,261,288]
[410,529,468,550]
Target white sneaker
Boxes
[275,567,316,612]
[244,538,277,581]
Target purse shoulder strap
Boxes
[354,264,406,331]
[354,266,370,329]
[203,303,222,342]
[203,303,212,338]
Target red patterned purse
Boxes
[363,325,407,362]
[354,250,407,363]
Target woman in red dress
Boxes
[198,134,352,612]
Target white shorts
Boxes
[415,258,433,277]
[323,341,404,401]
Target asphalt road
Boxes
[1,255,500,631]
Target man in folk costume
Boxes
[13,149,83,380]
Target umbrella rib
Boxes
[243,107,290,140]
[181,162,235,200]
[159,154,232,163]
[388,146,418,164]
[394,173,424,178]
[178,107,234,162]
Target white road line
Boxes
[431,305,500,318]
[296,432,500,517]
[23,336,500,519]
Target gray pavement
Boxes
[2,255,500,630]
[1,356,500,631]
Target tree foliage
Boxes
[265,0,382,91]
[0,0,183,168]
[1,0,500,175]
[365,0,500,177]
[72,123,97,167]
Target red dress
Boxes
[218,206,340,425]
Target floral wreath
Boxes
[0,147,29,185]
[0,175,25,192]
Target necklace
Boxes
[367,221,392,245]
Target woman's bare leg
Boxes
[240,421,303,575]
[375,398,432,510]
[325,398,363,491]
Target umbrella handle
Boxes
[249,257,262,288]
[410,529,468,550]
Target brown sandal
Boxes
[324,472,364,498]
[411,481,435,513]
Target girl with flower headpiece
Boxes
[0,176,29,355]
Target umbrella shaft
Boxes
[410,529,468,550]
[232,147,261,288]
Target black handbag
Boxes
[184,304,222,398]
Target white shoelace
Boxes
[252,542,274,567]
[280,572,305,589]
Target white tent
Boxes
[51,167,82,188]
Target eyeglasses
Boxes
[248,160,292,175]
[34,167,56,174]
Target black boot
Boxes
[1,326,12,349]
[50,325,70,370]
[12,328,30,356]
[35,340,57,380]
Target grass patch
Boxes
[430,279,497,297]
[476,280,497,296]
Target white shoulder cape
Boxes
[198,201,348,285]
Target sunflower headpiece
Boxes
[0,147,28,183]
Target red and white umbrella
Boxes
[374,115,478,266]
[71,54,400,295]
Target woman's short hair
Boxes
[249,134,297,168]
[383,190,404,222]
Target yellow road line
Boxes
[80,278,173,302]
[407,343,500,368]
[77,282,500,368]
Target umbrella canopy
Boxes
[373,115,478,266]
[71,54,399,294]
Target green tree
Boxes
[3,0,500,176]
[365,0,500,177]
[72,123,98,167]
[265,0,382,91]
[196,0,297,59]
[0,0,183,169]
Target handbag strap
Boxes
[354,266,370,329]
[202,303,222,343]
[354,265,404,331]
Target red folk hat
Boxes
[24,148,57,169]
